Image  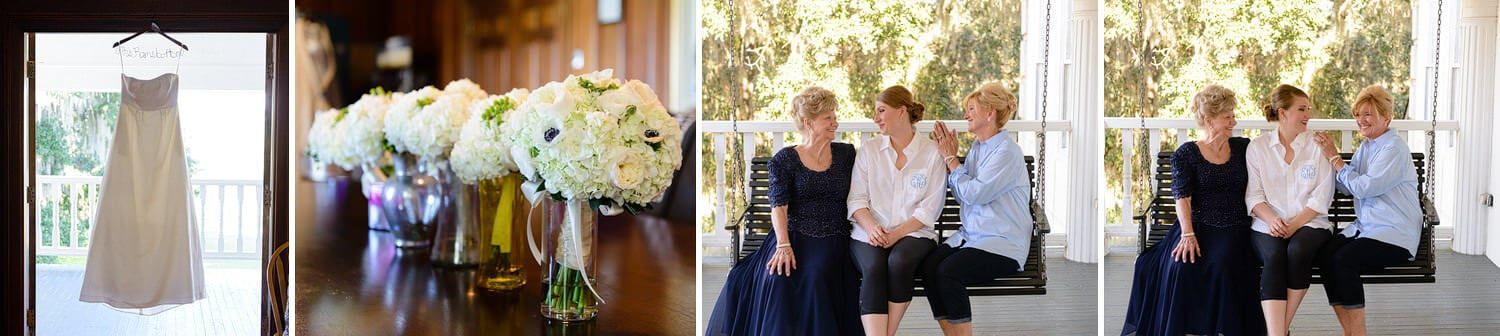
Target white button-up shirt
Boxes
[1245,129,1335,234]
[847,134,947,244]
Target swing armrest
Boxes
[1421,195,1440,227]
[1031,201,1050,234]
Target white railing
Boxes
[700,120,1073,255]
[1102,118,1461,249]
[36,175,263,259]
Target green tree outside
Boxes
[35,91,202,263]
[1103,0,1411,233]
[700,0,1023,234]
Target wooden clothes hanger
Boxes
[112,22,189,51]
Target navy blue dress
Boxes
[1121,138,1266,336]
[706,143,863,336]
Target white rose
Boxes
[609,152,644,190]
[596,86,643,116]
[623,80,660,109]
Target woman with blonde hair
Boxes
[706,87,863,335]
[1120,84,1265,335]
[1312,85,1422,336]
[1245,84,1336,336]
[847,85,946,336]
[923,82,1037,336]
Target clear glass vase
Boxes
[540,199,599,321]
[478,175,528,291]
[360,162,388,231]
[431,180,481,267]
[379,153,449,249]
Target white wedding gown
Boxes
[79,73,206,315]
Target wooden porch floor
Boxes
[34,260,260,336]
[1104,249,1500,335]
[702,250,1099,335]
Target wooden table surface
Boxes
[294,178,697,335]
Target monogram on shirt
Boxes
[1298,163,1316,181]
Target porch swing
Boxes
[724,1,1059,296]
[1132,0,1442,283]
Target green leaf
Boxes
[577,77,620,94]
[482,97,518,128]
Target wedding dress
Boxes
[79,72,206,315]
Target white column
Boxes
[1064,0,1100,263]
[1453,0,1497,255]
[1487,1,1500,265]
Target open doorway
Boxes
[25,32,269,335]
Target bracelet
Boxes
[944,156,958,163]
[1327,155,1341,163]
[1181,232,1196,238]
[776,243,791,249]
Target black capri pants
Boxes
[1317,235,1412,309]
[919,243,1020,324]
[850,236,935,315]
[1251,226,1332,300]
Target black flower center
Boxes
[544,128,560,142]
[644,130,660,139]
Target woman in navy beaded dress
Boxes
[705,87,863,336]
[1120,85,1266,335]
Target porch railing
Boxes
[1102,118,1461,248]
[35,175,263,259]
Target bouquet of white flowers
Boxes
[506,69,683,213]
[450,89,530,183]
[382,85,444,157]
[306,107,358,169]
[505,69,683,321]
[388,79,489,159]
[334,88,397,167]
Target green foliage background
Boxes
[699,0,1023,234]
[1103,0,1412,230]
[35,91,201,261]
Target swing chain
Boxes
[1426,0,1442,199]
[1035,0,1053,207]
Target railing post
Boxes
[713,133,728,248]
[1121,129,1134,232]
[49,184,58,248]
[218,185,227,254]
[741,132,755,224]
[237,184,246,254]
[66,185,75,249]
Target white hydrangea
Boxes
[390,79,491,159]
[450,89,530,183]
[310,108,345,165]
[442,78,489,102]
[335,90,395,166]
[503,69,683,213]
[383,86,444,156]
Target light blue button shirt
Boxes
[1335,130,1422,259]
[945,131,1033,271]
